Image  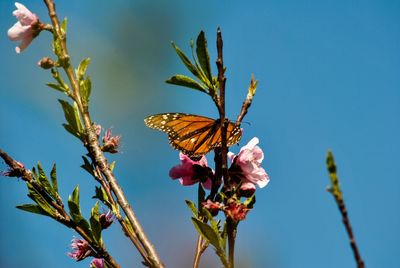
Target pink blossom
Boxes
[68,238,92,261]
[228,137,269,188]
[90,258,104,268]
[99,210,114,230]
[7,2,40,53]
[169,153,213,189]
[202,200,222,216]
[224,200,249,222]
[101,129,121,153]
[1,161,24,177]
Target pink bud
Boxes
[99,210,114,230]
[224,200,249,222]
[102,129,121,153]
[90,258,104,268]
[202,200,222,216]
[1,161,24,177]
[37,57,56,69]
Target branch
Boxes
[91,166,149,261]
[215,28,229,188]
[215,28,236,268]
[326,151,365,268]
[192,235,208,268]
[0,148,120,268]
[42,1,163,266]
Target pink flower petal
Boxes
[15,36,33,53]
[169,153,213,189]
[8,2,39,53]
[13,2,38,25]
[229,137,269,189]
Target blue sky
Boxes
[1,1,399,267]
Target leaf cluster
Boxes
[166,31,219,102]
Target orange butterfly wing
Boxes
[144,113,242,158]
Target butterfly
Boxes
[144,113,242,158]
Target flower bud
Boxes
[202,200,222,216]
[224,200,249,222]
[99,211,114,230]
[101,129,121,154]
[1,161,24,177]
[90,258,104,268]
[37,57,56,69]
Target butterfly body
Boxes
[144,113,242,158]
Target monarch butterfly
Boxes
[144,113,242,158]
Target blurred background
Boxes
[1,0,399,267]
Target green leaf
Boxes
[191,217,222,251]
[51,68,69,92]
[171,42,201,78]
[76,58,91,80]
[123,216,134,234]
[81,156,94,176]
[37,162,57,200]
[46,83,67,93]
[26,183,55,217]
[190,40,212,90]
[58,99,84,141]
[50,164,59,194]
[31,166,38,179]
[68,186,82,219]
[68,186,91,233]
[93,186,112,208]
[68,186,81,218]
[80,76,92,104]
[202,208,219,233]
[61,17,67,35]
[185,200,198,218]
[16,204,49,216]
[166,75,206,92]
[109,161,116,172]
[90,202,102,245]
[63,124,82,140]
[220,222,227,250]
[196,31,212,82]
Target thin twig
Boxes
[42,1,163,266]
[326,151,365,268]
[236,74,257,125]
[226,218,237,268]
[215,28,236,268]
[192,235,208,268]
[91,166,150,264]
[215,28,229,187]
